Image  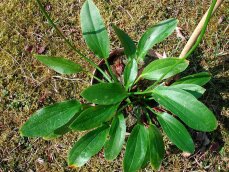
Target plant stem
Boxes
[35,0,111,83]
[83,70,104,83]
[104,59,119,82]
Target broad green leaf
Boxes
[20,100,82,137]
[170,84,206,98]
[152,86,217,131]
[172,72,211,86]
[157,112,194,153]
[112,24,136,59]
[124,59,138,89]
[68,125,109,168]
[141,144,150,169]
[141,58,189,80]
[137,18,177,61]
[70,104,118,131]
[80,0,110,58]
[81,83,127,105]
[148,124,165,170]
[124,124,148,172]
[104,113,126,160]
[36,55,82,74]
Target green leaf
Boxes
[112,24,136,59]
[70,104,118,131]
[157,112,195,153]
[137,18,177,61]
[152,86,217,131]
[141,58,189,80]
[124,124,148,172]
[81,83,127,105]
[141,144,150,169]
[172,72,211,86]
[35,55,82,74]
[104,113,126,160]
[170,84,206,98]
[20,100,82,137]
[124,59,138,89]
[148,124,165,170]
[68,125,109,168]
[80,0,110,58]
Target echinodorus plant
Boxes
[20,0,218,171]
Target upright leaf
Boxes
[170,84,206,98]
[68,125,109,168]
[148,124,165,170]
[81,83,127,105]
[124,59,138,89]
[36,55,82,74]
[104,114,126,160]
[70,104,118,131]
[152,86,217,131]
[137,19,177,61]
[124,124,148,172]
[112,24,136,59]
[80,0,110,58]
[157,112,195,153]
[172,72,211,86]
[140,58,189,80]
[20,100,82,137]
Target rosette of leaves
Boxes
[20,0,217,171]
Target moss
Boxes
[0,0,228,171]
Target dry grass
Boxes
[0,0,228,171]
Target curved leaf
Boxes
[124,124,148,172]
[20,100,82,137]
[148,124,165,170]
[80,0,109,58]
[137,18,177,61]
[68,125,109,168]
[104,113,126,160]
[81,83,127,105]
[157,112,195,153]
[112,24,136,59]
[152,86,217,131]
[172,72,211,86]
[170,84,206,98]
[141,58,189,80]
[70,104,118,131]
[36,55,82,74]
[124,59,138,89]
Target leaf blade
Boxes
[157,112,195,153]
[104,113,126,160]
[20,100,82,137]
[124,59,138,89]
[36,55,82,74]
[80,0,110,58]
[68,125,109,167]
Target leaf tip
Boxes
[68,164,79,169]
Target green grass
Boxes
[0,0,228,171]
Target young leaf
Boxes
[170,84,206,98]
[80,0,110,58]
[20,100,82,137]
[152,86,217,131]
[140,58,189,80]
[124,124,148,172]
[172,72,211,86]
[124,59,138,89]
[137,18,177,61]
[157,112,195,153]
[148,124,165,170]
[70,104,118,131]
[35,55,82,74]
[112,24,136,59]
[68,125,109,168]
[81,83,127,105]
[104,113,126,160]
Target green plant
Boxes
[20,0,218,171]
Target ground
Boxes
[0,0,228,171]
